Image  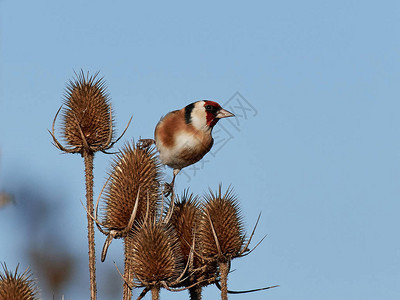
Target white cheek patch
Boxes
[190,104,208,131]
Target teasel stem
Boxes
[189,285,202,300]
[83,150,97,300]
[151,286,160,300]
[123,238,133,300]
[219,261,229,300]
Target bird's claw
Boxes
[163,182,173,197]
[137,138,155,149]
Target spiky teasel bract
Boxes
[0,263,39,300]
[101,141,162,230]
[198,185,246,260]
[61,70,114,153]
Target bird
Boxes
[139,100,234,195]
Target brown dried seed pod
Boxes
[168,191,218,293]
[198,186,245,259]
[0,263,39,300]
[169,191,200,261]
[102,142,162,230]
[61,70,113,151]
[126,220,184,285]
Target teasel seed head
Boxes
[169,191,200,261]
[102,141,162,230]
[168,191,219,290]
[0,263,39,300]
[126,220,184,286]
[198,185,245,261]
[60,70,114,153]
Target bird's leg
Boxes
[163,173,175,197]
[163,169,179,197]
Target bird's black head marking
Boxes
[184,102,195,124]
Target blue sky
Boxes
[1,1,399,299]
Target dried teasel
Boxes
[50,70,131,155]
[198,185,246,300]
[128,220,184,284]
[169,191,200,261]
[125,219,190,299]
[62,70,113,150]
[96,141,162,261]
[102,142,161,228]
[49,71,131,300]
[0,263,40,300]
[198,186,250,300]
[198,185,277,299]
[168,191,218,299]
[198,185,246,261]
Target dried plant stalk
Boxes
[188,285,203,300]
[219,261,229,300]
[0,263,39,300]
[123,239,133,300]
[84,152,97,300]
[151,286,160,300]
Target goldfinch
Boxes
[153,100,234,192]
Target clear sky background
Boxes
[1,1,399,299]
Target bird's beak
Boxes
[216,108,235,119]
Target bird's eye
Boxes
[205,105,212,110]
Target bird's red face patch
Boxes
[204,101,222,127]
[204,101,221,109]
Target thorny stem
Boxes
[136,288,150,299]
[189,285,202,300]
[84,150,97,300]
[123,238,133,300]
[151,286,160,300]
[219,261,229,300]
